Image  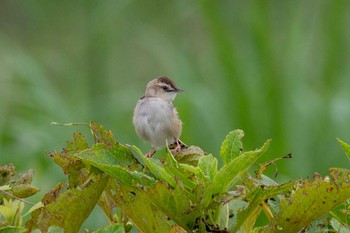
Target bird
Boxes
[133,76,183,158]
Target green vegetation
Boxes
[1,122,349,232]
[1,1,350,231]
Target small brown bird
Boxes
[133,77,183,157]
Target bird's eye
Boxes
[162,86,168,91]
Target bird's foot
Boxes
[169,139,187,153]
[146,148,156,158]
[174,139,182,152]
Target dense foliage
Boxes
[1,122,349,232]
[2,1,350,186]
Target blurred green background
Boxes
[1,0,350,231]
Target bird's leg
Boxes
[174,139,182,152]
[146,147,156,158]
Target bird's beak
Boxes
[175,88,184,93]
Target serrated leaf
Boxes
[146,182,201,231]
[90,121,117,148]
[220,130,245,165]
[105,181,171,233]
[337,138,350,161]
[203,140,271,208]
[62,131,89,157]
[260,169,350,233]
[330,167,350,185]
[215,140,270,194]
[25,173,109,232]
[49,131,88,187]
[88,121,139,168]
[101,147,201,231]
[233,181,295,232]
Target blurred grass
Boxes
[1,0,350,231]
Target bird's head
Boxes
[145,76,183,101]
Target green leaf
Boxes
[47,226,64,233]
[203,139,271,208]
[165,147,179,168]
[49,131,88,187]
[29,226,63,233]
[0,185,11,191]
[173,146,206,166]
[82,143,198,232]
[0,226,27,233]
[146,182,201,231]
[77,145,118,165]
[260,169,350,233]
[23,202,44,217]
[337,138,350,161]
[216,140,270,194]
[109,143,142,169]
[90,121,117,148]
[105,181,171,233]
[25,173,109,232]
[330,218,349,233]
[92,224,125,233]
[164,166,197,191]
[131,145,176,187]
[220,130,245,165]
[76,146,156,187]
[179,163,203,178]
[198,154,218,180]
[0,199,24,226]
[0,205,16,222]
[233,181,295,232]
[61,131,89,157]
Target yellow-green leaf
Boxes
[337,138,350,161]
[261,169,350,233]
[220,130,245,165]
